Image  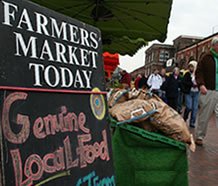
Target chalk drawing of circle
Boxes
[90,87,106,120]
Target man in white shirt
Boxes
[147,69,163,96]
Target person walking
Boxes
[160,68,168,102]
[134,74,142,89]
[138,74,148,89]
[119,70,131,89]
[147,69,162,96]
[182,61,199,128]
[177,71,184,114]
[165,67,182,110]
[195,37,218,146]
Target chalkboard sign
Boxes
[0,0,115,185]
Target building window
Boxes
[151,52,154,61]
[159,50,169,62]
[148,55,151,63]
[145,56,149,63]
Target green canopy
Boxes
[31,0,173,55]
[103,36,148,56]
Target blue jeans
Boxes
[177,90,183,113]
[160,90,167,103]
[183,91,199,126]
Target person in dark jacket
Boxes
[134,74,142,89]
[138,74,148,89]
[182,61,199,128]
[164,67,182,110]
[177,71,184,114]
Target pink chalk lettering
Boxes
[33,106,89,139]
[44,114,59,135]
[64,112,79,132]
[11,146,66,185]
[10,130,110,185]
[33,117,46,139]
[53,147,65,171]
[10,149,32,186]
[78,112,89,134]
[58,106,68,132]
[2,92,30,144]
[24,154,44,182]
[77,129,110,168]
[77,134,92,168]
[43,153,56,173]
[100,130,110,161]
[64,136,79,169]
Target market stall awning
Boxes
[103,36,148,56]
[31,0,173,55]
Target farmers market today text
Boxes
[2,1,99,89]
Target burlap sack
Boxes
[134,120,158,133]
[147,95,195,151]
[108,88,129,108]
[109,99,156,122]
[128,88,140,100]
[137,89,151,100]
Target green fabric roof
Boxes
[31,0,173,55]
[103,36,148,56]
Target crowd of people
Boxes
[119,65,197,121]
[117,36,218,146]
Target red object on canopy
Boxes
[103,52,119,78]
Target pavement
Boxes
[188,114,218,186]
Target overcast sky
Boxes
[119,0,218,72]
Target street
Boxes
[189,114,218,186]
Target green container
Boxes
[112,123,188,186]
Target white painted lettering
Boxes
[74,70,84,88]
[69,24,80,44]
[44,65,60,87]
[40,40,54,61]
[14,32,38,59]
[17,9,34,32]
[80,28,90,47]
[50,17,68,41]
[68,46,80,65]
[2,1,18,26]
[35,13,49,36]
[55,42,67,63]
[29,63,44,86]
[82,70,92,88]
[60,67,73,88]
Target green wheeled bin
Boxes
[112,123,188,186]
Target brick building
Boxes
[176,33,218,69]
[173,35,203,52]
[132,33,218,76]
[144,44,175,76]
[130,66,145,79]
